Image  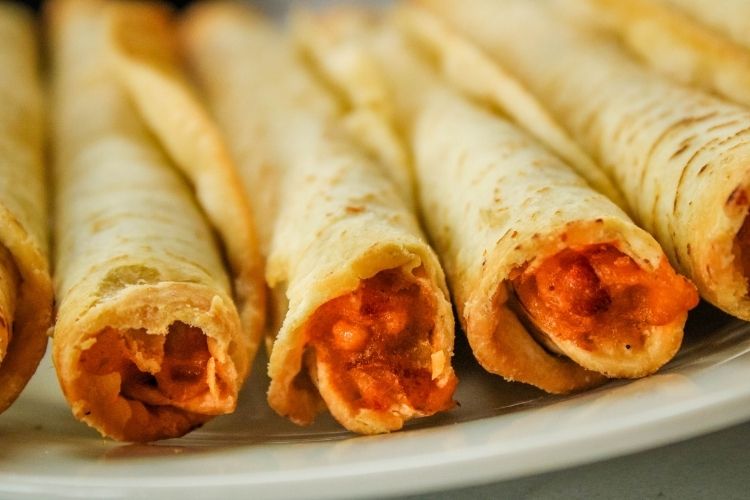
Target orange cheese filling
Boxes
[513,244,698,354]
[306,269,456,415]
[79,321,231,413]
[0,245,18,364]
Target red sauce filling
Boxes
[306,269,455,414]
[513,244,698,351]
[79,321,215,405]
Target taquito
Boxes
[559,0,750,107]
[294,9,698,391]
[422,0,750,320]
[48,0,263,442]
[0,3,53,413]
[182,2,457,433]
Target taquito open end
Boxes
[513,244,698,379]
[269,266,457,435]
[55,283,243,442]
[303,267,456,434]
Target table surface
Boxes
[403,418,750,500]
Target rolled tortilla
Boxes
[294,10,698,391]
[657,0,750,51]
[293,19,415,209]
[387,4,628,211]
[422,0,750,320]
[558,0,750,107]
[182,2,457,433]
[0,3,52,413]
[48,0,262,442]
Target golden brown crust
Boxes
[0,2,53,414]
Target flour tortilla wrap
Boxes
[48,0,259,442]
[0,3,52,413]
[657,0,750,51]
[423,0,750,320]
[390,5,627,211]
[558,0,750,107]
[182,2,456,434]
[290,17,415,209]
[294,9,697,391]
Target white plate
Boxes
[1,303,750,499]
